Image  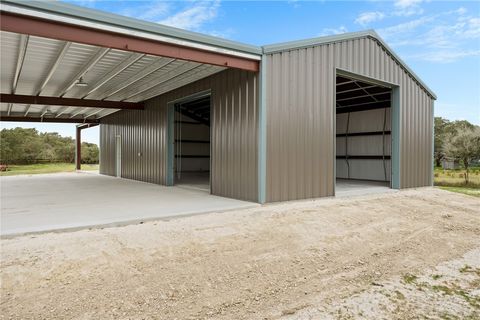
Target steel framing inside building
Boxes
[0,0,436,203]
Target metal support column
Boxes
[75,126,81,170]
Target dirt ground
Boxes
[1,188,479,319]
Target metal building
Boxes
[0,1,436,204]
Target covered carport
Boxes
[0,1,259,170]
[0,0,261,236]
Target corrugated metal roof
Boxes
[0,30,226,121]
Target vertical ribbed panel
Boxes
[266,37,434,201]
[100,68,258,202]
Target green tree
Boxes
[0,127,97,165]
[81,142,99,164]
[443,126,480,184]
[434,117,476,167]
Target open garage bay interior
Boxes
[174,94,211,191]
[335,74,392,193]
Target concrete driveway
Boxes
[0,172,258,237]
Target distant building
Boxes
[441,158,460,170]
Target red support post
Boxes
[75,126,81,170]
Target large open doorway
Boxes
[335,73,393,196]
[173,93,211,192]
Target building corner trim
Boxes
[391,86,401,189]
[258,55,267,203]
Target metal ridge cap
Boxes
[261,30,376,54]
[1,0,263,56]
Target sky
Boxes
[1,0,479,144]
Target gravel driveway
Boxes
[1,188,479,319]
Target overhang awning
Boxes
[0,1,261,123]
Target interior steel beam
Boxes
[97,58,175,100]
[24,104,31,116]
[12,34,29,93]
[70,107,87,119]
[336,85,377,95]
[121,63,201,101]
[336,90,391,102]
[0,94,143,109]
[336,80,356,86]
[58,47,110,97]
[84,109,103,119]
[339,99,390,108]
[0,115,99,123]
[36,41,71,95]
[55,106,69,118]
[82,52,144,98]
[1,12,260,72]
[354,81,379,102]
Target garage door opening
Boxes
[335,74,392,195]
[173,94,211,192]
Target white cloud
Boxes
[456,7,467,15]
[408,50,480,63]
[319,26,348,36]
[117,2,170,21]
[355,11,385,26]
[159,0,220,31]
[393,0,424,16]
[379,6,480,63]
[378,16,433,40]
[206,28,235,39]
[394,0,423,9]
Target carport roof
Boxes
[0,0,261,123]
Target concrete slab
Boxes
[0,172,258,237]
[335,179,395,197]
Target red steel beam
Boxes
[0,94,143,110]
[0,12,259,72]
[0,116,99,124]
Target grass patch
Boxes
[394,290,405,300]
[439,186,480,198]
[434,168,480,188]
[432,274,443,280]
[0,163,99,176]
[434,168,480,197]
[402,273,418,284]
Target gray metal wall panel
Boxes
[100,68,258,202]
[266,36,433,201]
